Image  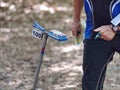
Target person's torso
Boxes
[84,0,120,39]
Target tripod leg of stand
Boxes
[33,34,48,90]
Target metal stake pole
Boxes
[33,34,48,90]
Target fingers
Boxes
[71,27,77,36]
[100,34,110,41]
[70,22,81,36]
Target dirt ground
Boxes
[0,0,120,90]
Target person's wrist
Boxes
[112,26,120,35]
[73,17,81,22]
[73,20,81,25]
[73,20,80,24]
[111,26,119,32]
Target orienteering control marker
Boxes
[32,22,68,90]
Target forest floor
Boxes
[0,0,120,90]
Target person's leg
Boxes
[97,67,107,90]
[82,39,114,90]
[98,34,120,89]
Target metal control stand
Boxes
[32,22,68,90]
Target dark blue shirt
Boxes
[84,0,120,39]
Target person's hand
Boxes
[94,25,116,41]
[70,21,82,36]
